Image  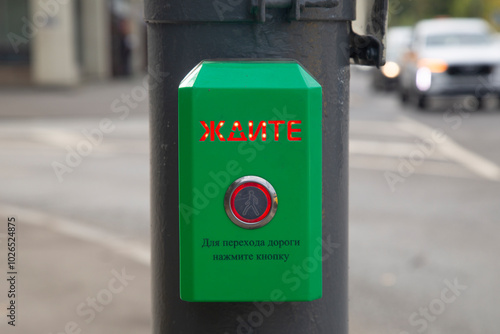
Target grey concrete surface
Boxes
[0,212,151,334]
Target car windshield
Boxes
[426,33,491,47]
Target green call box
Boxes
[178,60,322,302]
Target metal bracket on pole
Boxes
[145,0,354,23]
[349,0,388,67]
[349,31,383,67]
[251,0,339,22]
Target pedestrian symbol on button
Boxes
[243,190,259,216]
[224,176,278,229]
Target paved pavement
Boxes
[0,77,152,333]
[0,204,151,334]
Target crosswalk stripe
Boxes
[396,116,500,181]
[350,139,448,160]
[349,118,500,182]
[350,120,414,138]
[350,155,477,180]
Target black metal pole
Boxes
[146,1,353,332]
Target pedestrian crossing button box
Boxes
[178,60,322,302]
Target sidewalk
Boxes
[0,206,151,334]
[0,76,149,119]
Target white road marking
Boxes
[0,204,150,266]
[0,130,148,156]
[396,116,500,181]
[350,139,448,160]
[350,118,500,182]
[30,129,82,148]
[350,155,477,179]
[350,120,414,138]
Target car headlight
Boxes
[417,58,448,73]
[416,67,432,91]
[381,61,400,78]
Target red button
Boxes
[224,176,278,229]
[230,182,272,223]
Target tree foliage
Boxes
[388,0,500,29]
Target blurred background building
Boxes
[0,0,146,86]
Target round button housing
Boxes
[224,176,278,229]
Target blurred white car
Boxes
[371,26,412,91]
[399,18,500,109]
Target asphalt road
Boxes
[0,69,499,333]
[349,68,500,334]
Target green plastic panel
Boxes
[178,60,322,302]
